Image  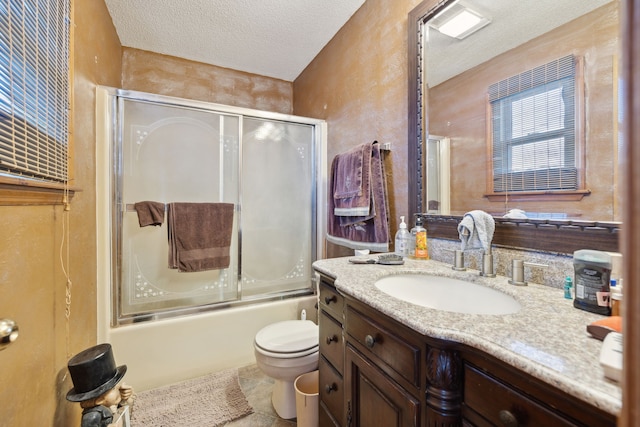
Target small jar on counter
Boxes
[610,279,623,317]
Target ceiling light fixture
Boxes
[429,2,490,40]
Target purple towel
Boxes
[134,201,166,227]
[332,141,374,217]
[168,203,235,272]
[327,142,389,252]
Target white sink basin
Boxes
[375,274,521,315]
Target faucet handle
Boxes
[509,259,548,286]
[480,252,496,278]
[443,249,466,271]
[452,249,466,271]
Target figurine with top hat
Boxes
[66,343,134,427]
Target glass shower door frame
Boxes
[100,87,327,326]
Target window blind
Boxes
[0,0,70,183]
[489,55,577,193]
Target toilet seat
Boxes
[254,320,318,359]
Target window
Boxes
[0,0,70,188]
[488,55,586,200]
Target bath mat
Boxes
[130,368,253,427]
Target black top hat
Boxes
[66,343,127,402]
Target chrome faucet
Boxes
[509,259,548,286]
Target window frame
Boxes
[0,0,74,206]
[484,56,589,202]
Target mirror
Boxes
[409,0,621,223]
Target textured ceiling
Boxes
[427,0,613,86]
[105,0,613,85]
[104,0,366,82]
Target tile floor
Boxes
[224,364,297,427]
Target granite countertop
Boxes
[312,255,622,416]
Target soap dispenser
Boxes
[394,216,411,257]
[414,216,429,260]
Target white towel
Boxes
[458,210,495,252]
[503,208,527,219]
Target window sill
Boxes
[483,189,591,202]
[0,177,77,206]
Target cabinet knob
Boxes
[365,334,376,348]
[498,410,518,427]
[324,295,337,305]
[326,335,338,345]
[325,383,337,394]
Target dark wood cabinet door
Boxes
[345,344,420,427]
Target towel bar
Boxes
[124,203,167,212]
[124,203,234,212]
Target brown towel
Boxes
[134,201,166,227]
[168,203,235,272]
[327,142,390,252]
[332,141,374,217]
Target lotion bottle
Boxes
[394,216,411,257]
[414,216,429,259]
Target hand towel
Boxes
[327,142,390,252]
[458,210,495,252]
[168,203,235,272]
[503,208,528,219]
[134,201,166,227]
[332,141,374,217]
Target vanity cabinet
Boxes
[461,350,616,427]
[345,343,421,426]
[319,277,345,426]
[317,273,616,427]
[344,300,423,427]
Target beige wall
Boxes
[0,1,122,426]
[429,3,619,220]
[293,0,424,257]
[0,2,303,423]
[0,0,473,422]
[122,48,294,115]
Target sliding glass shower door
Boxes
[117,99,241,318]
[241,118,315,297]
[109,90,320,323]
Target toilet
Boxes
[254,319,319,419]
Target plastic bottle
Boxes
[394,216,411,257]
[573,249,612,315]
[610,279,623,316]
[414,216,429,260]
[408,219,417,258]
[563,276,573,299]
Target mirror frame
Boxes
[408,0,620,254]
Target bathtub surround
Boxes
[103,296,318,392]
[97,88,325,323]
[96,87,325,392]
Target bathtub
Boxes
[98,296,317,391]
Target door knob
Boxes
[0,319,19,350]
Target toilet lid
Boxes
[255,320,318,354]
